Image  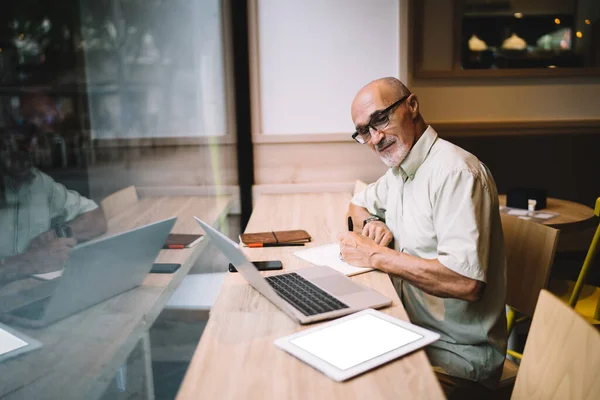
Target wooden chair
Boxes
[550,197,600,325]
[502,214,561,337]
[497,214,560,389]
[511,290,600,399]
[100,186,139,219]
[353,180,368,196]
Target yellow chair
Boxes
[511,290,600,399]
[500,214,560,361]
[550,197,600,325]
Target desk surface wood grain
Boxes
[176,193,444,400]
[0,195,232,400]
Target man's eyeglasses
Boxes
[352,94,409,144]
[0,125,38,154]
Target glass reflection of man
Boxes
[0,122,107,286]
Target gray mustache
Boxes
[375,138,396,152]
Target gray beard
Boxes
[0,167,36,189]
[377,144,410,168]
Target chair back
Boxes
[100,186,139,219]
[502,214,560,317]
[512,290,600,399]
[353,180,368,196]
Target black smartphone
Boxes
[151,263,182,274]
[229,260,283,273]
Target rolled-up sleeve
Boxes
[432,168,491,283]
[40,172,99,224]
[350,173,390,219]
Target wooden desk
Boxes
[499,195,596,232]
[176,193,444,400]
[0,195,232,400]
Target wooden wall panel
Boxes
[253,142,387,186]
[253,126,600,210]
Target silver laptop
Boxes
[2,217,176,328]
[194,217,391,324]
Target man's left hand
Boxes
[337,231,384,269]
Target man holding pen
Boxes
[338,77,507,398]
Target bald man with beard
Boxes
[0,121,107,286]
[338,77,507,397]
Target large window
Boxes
[0,1,239,399]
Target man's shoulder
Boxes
[30,168,58,187]
[428,137,482,176]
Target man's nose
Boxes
[369,127,385,145]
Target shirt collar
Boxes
[398,125,438,181]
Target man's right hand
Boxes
[21,237,77,275]
[361,220,393,247]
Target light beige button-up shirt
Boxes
[0,168,98,257]
[352,126,507,383]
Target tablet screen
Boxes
[290,314,423,371]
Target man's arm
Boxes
[1,237,77,284]
[341,167,493,303]
[348,202,393,246]
[338,232,485,303]
[67,207,108,242]
[40,170,107,242]
[347,203,372,229]
[372,244,484,302]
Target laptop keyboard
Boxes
[266,273,349,316]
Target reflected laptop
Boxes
[2,217,176,328]
[194,217,391,324]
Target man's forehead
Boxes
[352,86,386,124]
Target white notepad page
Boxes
[0,326,28,356]
[32,269,64,281]
[290,314,422,371]
[295,243,373,276]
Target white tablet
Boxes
[274,309,440,382]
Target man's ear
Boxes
[407,94,419,120]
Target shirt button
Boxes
[409,174,415,180]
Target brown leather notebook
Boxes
[240,230,311,245]
[163,234,204,249]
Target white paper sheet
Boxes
[507,209,529,216]
[0,327,28,356]
[534,213,555,220]
[295,243,373,276]
[32,269,64,281]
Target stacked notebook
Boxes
[163,234,204,249]
[240,230,311,246]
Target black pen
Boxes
[340,217,354,260]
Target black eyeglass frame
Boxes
[352,94,410,144]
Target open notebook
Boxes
[295,243,373,277]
